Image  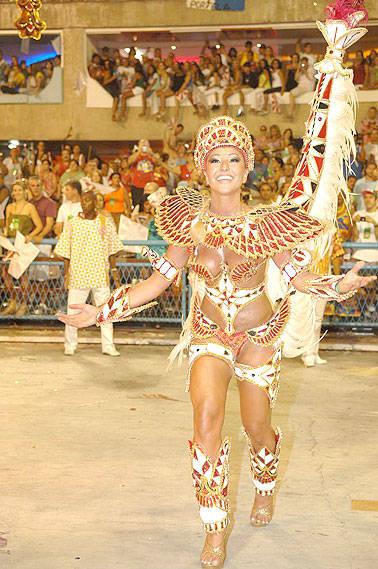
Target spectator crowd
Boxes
[0,106,377,318]
[0,52,61,96]
[87,41,378,120]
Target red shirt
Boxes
[54,158,70,178]
[130,154,156,188]
[31,195,57,236]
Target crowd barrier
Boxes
[0,239,377,330]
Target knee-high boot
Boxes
[188,438,230,533]
[243,428,283,497]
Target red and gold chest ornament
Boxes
[15,0,47,40]
[155,186,325,260]
[194,115,254,172]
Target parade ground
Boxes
[0,344,377,569]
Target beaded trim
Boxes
[281,248,313,285]
[96,285,157,325]
[189,438,231,534]
[243,428,283,496]
[234,347,282,408]
[302,274,357,301]
[142,246,180,283]
[194,116,254,172]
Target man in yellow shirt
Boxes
[239,40,259,66]
[55,189,124,356]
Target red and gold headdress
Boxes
[194,116,254,172]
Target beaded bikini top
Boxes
[155,187,325,260]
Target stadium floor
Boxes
[1,344,377,568]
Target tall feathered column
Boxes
[267,0,368,357]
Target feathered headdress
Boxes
[325,0,368,27]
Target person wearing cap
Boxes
[352,188,378,263]
[54,188,124,357]
[353,162,377,209]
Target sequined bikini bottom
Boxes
[191,294,290,349]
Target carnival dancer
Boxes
[58,3,374,567]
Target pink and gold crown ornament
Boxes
[315,0,368,75]
[194,116,254,172]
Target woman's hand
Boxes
[57,304,99,328]
[337,261,376,293]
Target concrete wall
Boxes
[3,0,377,28]
[1,0,376,142]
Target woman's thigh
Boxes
[190,355,233,427]
[236,341,275,426]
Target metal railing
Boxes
[0,239,377,329]
[323,242,378,329]
[0,239,188,324]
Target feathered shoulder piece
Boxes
[155,187,326,259]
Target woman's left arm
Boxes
[293,261,376,298]
[274,249,376,301]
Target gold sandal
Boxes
[250,502,274,527]
[200,534,227,568]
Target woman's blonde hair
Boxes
[12,179,28,199]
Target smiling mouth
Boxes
[217,175,233,181]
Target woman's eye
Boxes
[210,159,219,164]
[231,158,240,162]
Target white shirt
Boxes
[364,143,378,165]
[56,201,83,226]
[3,157,22,188]
[299,51,317,76]
[352,208,378,263]
[354,178,378,209]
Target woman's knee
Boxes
[193,402,224,439]
[243,420,273,447]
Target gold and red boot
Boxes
[243,428,283,527]
[189,438,230,568]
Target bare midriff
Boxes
[194,245,274,334]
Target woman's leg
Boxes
[139,91,147,116]
[190,355,233,567]
[1,265,18,314]
[112,96,119,121]
[302,298,327,366]
[288,91,296,118]
[236,342,282,526]
[222,88,230,114]
[120,91,132,119]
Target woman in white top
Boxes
[288,57,315,118]
[260,58,285,114]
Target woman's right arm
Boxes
[57,245,190,328]
[3,205,13,236]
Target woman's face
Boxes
[205,146,248,197]
[95,193,105,210]
[12,184,25,201]
[92,170,102,183]
[111,174,121,187]
[270,125,280,137]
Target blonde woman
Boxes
[58,113,374,568]
[1,180,42,316]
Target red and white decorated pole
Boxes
[269,1,369,357]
